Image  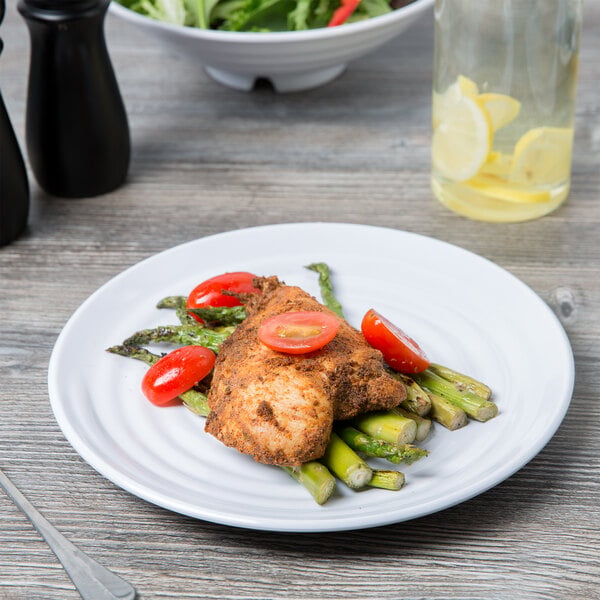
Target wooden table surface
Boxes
[1,2,599,599]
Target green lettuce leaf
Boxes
[124,0,188,24]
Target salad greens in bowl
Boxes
[109,0,434,91]
[117,0,415,32]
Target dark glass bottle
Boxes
[0,0,30,246]
[18,0,130,198]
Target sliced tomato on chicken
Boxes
[361,308,430,373]
[187,272,260,323]
[258,311,340,355]
[141,345,216,406]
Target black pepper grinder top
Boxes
[0,0,30,246]
[18,0,130,198]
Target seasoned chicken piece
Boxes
[205,277,406,466]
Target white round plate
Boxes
[48,223,574,532]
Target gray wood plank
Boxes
[0,2,598,599]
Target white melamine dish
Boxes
[48,223,574,532]
[108,0,434,92]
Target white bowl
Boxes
[109,0,434,92]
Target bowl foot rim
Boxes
[204,64,347,92]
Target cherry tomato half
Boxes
[361,308,430,374]
[187,272,260,323]
[258,311,341,355]
[141,346,216,406]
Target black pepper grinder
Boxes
[18,0,130,198]
[0,0,30,246]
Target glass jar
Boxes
[431,0,582,222]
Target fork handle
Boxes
[0,468,136,600]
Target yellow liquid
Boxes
[431,0,581,223]
[431,175,570,223]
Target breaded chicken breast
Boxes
[205,277,406,466]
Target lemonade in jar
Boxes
[431,0,582,222]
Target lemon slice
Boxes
[479,151,513,179]
[453,74,479,99]
[437,75,479,105]
[478,93,521,132]
[509,126,573,185]
[466,175,551,204]
[432,75,479,128]
[432,94,491,182]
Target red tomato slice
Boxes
[361,308,430,374]
[258,311,340,355]
[187,272,260,323]
[141,346,216,406]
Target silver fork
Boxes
[0,467,136,600]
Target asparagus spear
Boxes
[156,295,196,325]
[179,389,210,416]
[282,462,336,505]
[428,392,468,431]
[394,373,432,416]
[392,407,432,442]
[335,425,428,465]
[427,363,492,400]
[157,296,247,327]
[156,295,186,310]
[107,344,160,365]
[414,369,498,422]
[320,432,373,489]
[122,324,232,352]
[188,305,247,326]
[368,470,405,491]
[353,410,417,446]
[305,262,345,319]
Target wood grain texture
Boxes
[1,2,599,599]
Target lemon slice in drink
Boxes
[479,151,513,179]
[509,126,573,185]
[478,93,521,132]
[432,94,491,182]
[454,75,479,99]
[466,176,551,204]
[432,75,479,128]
